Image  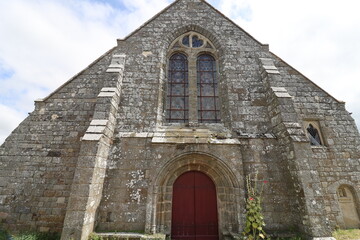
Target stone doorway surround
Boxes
[337,185,360,228]
[145,152,243,239]
[328,180,360,229]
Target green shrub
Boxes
[13,232,60,240]
[88,233,103,240]
[0,229,8,240]
[242,173,267,240]
[333,229,360,240]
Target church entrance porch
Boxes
[171,171,219,240]
[147,152,244,239]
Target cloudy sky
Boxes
[0,0,359,144]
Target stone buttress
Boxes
[260,58,333,239]
[61,55,126,240]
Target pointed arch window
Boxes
[166,53,189,123]
[166,32,221,124]
[303,121,324,146]
[197,54,220,123]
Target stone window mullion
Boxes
[188,53,198,126]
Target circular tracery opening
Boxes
[172,32,213,50]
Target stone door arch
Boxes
[146,152,243,238]
[337,185,360,228]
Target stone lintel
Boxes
[151,137,240,144]
[263,65,278,70]
[82,134,102,141]
[101,87,118,92]
[117,131,277,140]
[97,87,120,98]
[98,92,116,97]
[90,120,108,126]
[271,87,287,92]
[312,238,336,240]
[82,120,110,141]
[87,126,106,133]
[265,69,280,74]
[274,92,292,98]
[271,87,292,98]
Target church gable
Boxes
[0,0,360,239]
[109,0,273,133]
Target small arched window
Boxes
[197,54,220,123]
[303,121,324,146]
[166,53,189,123]
[306,123,322,146]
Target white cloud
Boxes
[0,104,26,145]
[212,0,360,127]
[0,0,172,144]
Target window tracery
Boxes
[177,32,208,49]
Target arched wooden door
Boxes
[171,171,219,240]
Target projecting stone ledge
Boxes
[82,119,109,141]
[94,232,166,240]
[151,136,240,144]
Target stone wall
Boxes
[273,55,360,229]
[0,49,116,232]
[0,0,359,238]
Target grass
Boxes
[0,229,60,240]
[333,229,360,240]
[0,229,7,240]
[1,228,359,240]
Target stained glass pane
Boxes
[197,54,220,123]
[202,111,215,120]
[199,72,215,84]
[202,97,215,110]
[182,35,190,47]
[166,53,189,123]
[202,84,212,96]
[198,61,214,72]
[171,84,186,96]
[171,72,187,83]
[172,97,186,109]
[192,35,203,48]
[197,84,218,96]
[172,111,184,119]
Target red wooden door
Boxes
[172,171,219,240]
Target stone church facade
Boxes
[1,0,360,239]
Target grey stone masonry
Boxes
[260,58,332,237]
[0,0,359,239]
[61,55,126,240]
